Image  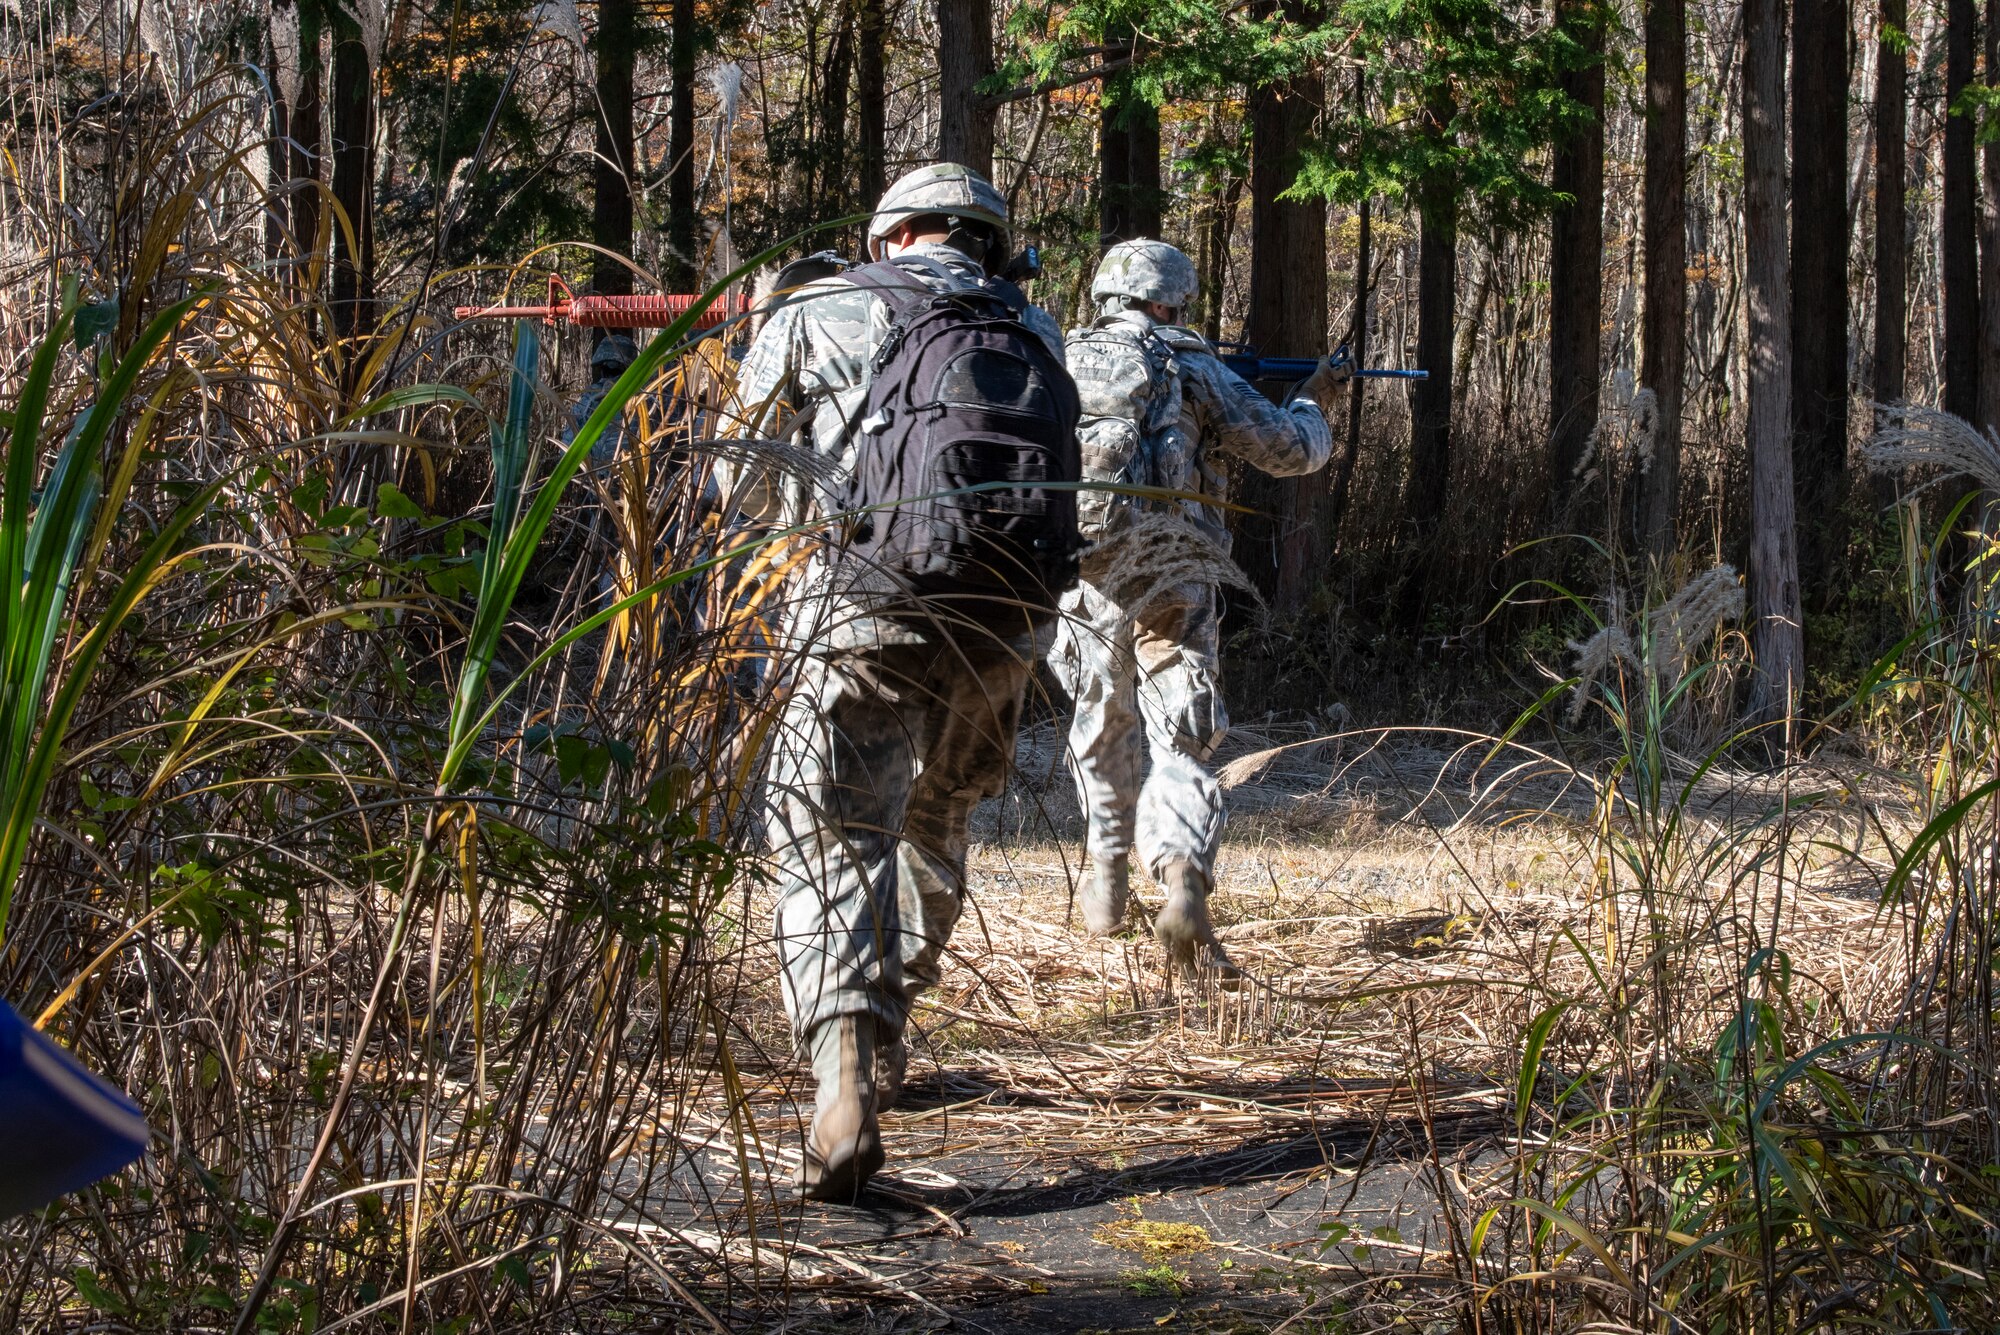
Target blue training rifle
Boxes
[1215,341,1429,384]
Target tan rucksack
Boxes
[1064,317,1183,544]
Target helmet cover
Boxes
[867,163,1012,259]
[1090,239,1199,310]
[591,332,639,372]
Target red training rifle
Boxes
[453,274,750,330]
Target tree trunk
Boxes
[938,0,994,176]
[1098,23,1162,248]
[1980,0,2000,432]
[1241,51,1328,616]
[816,6,856,213]
[667,0,698,288]
[266,96,290,262]
[1403,88,1458,625]
[1744,0,1804,721]
[857,0,887,208]
[1198,172,1244,343]
[593,0,636,325]
[1098,76,1163,246]
[328,22,374,348]
[1099,81,1130,247]
[1329,182,1370,536]
[1409,199,1456,540]
[1791,0,1850,602]
[290,24,322,302]
[1548,0,1605,524]
[1639,0,1686,564]
[1945,0,1979,421]
[265,3,296,263]
[1873,0,1907,405]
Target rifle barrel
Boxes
[1219,353,1429,382]
[452,293,751,329]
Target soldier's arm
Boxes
[728,301,808,441]
[1023,305,1067,366]
[712,304,811,523]
[1181,352,1334,478]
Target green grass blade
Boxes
[447,318,540,748]
[340,383,485,424]
[1516,1001,1569,1138]
[1881,777,2000,905]
[13,294,198,697]
[6,456,99,782]
[2,305,76,647]
[0,477,224,944]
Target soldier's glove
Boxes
[1295,350,1354,412]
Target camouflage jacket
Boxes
[1065,311,1332,553]
[725,243,1066,649]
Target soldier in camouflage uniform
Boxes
[567,333,642,466]
[729,164,1065,1202]
[1051,239,1345,974]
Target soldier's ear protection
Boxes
[940,213,1006,272]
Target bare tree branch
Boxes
[979,54,1132,108]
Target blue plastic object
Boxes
[0,997,150,1218]
[1216,340,1429,385]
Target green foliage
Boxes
[1120,1260,1193,1297]
[1291,0,1593,224]
[1003,0,1592,253]
[1003,0,1330,106]
[0,289,219,944]
[1951,81,2000,145]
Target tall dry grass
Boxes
[0,42,822,1332]
[1398,498,2000,1331]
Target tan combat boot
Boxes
[1152,857,1242,988]
[799,1015,883,1203]
[1079,855,1130,936]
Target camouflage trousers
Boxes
[1050,580,1228,880]
[768,635,1032,1041]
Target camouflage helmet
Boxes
[1091,239,1199,310]
[867,163,1011,259]
[591,332,638,373]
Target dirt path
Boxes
[646,720,1888,1332]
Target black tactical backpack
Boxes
[837,258,1083,627]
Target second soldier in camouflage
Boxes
[1052,239,1346,975]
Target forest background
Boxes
[6,0,2000,1328]
[15,0,1987,707]
[211,0,1989,713]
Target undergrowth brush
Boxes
[2,27,1998,1335]
[0,58,809,1332]
[1411,508,2000,1332]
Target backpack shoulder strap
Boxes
[844,259,939,317]
[1154,324,1210,356]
